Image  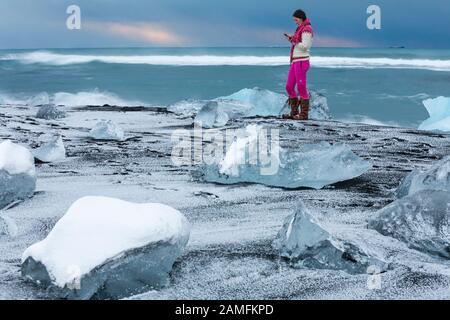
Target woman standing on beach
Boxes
[283,9,313,120]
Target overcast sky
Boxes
[1,0,449,49]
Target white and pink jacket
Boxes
[290,19,314,63]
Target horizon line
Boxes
[0,45,433,51]
[1,45,450,51]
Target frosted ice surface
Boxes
[167,99,207,117]
[369,190,450,258]
[418,96,450,132]
[33,135,66,163]
[273,202,386,274]
[194,100,251,128]
[200,126,371,189]
[396,156,450,197]
[89,120,125,141]
[194,101,230,128]
[220,87,288,117]
[36,104,66,120]
[169,88,332,125]
[0,140,36,209]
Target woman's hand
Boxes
[284,33,293,41]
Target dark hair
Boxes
[293,9,307,20]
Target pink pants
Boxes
[285,60,310,100]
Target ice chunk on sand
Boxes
[0,140,36,209]
[396,156,450,198]
[220,87,288,117]
[167,99,207,117]
[200,126,371,189]
[273,202,386,274]
[194,100,251,128]
[418,96,450,132]
[222,88,331,120]
[369,190,450,259]
[169,88,332,122]
[89,120,125,141]
[36,104,66,120]
[194,101,229,128]
[28,92,50,107]
[33,135,66,163]
[21,196,191,299]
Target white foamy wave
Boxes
[1,51,288,66]
[0,90,145,107]
[52,91,144,107]
[313,56,450,72]
[0,93,25,106]
[3,51,450,71]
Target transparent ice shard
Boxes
[369,190,450,259]
[200,126,371,189]
[33,135,66,163]
[396,156,450,197]
[89,120,125,141]
[273,202,387,274]
[418,96,450,132]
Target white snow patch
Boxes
[0,140,35,176]
[22,196,191,288]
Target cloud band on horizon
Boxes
[86,21,188,45]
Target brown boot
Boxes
[282,97,299,119]
[294,99,309,120]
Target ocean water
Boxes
[1,47,450,127]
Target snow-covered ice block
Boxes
[418,96,450,132]
[89,120,125,141]
[33,135,66,163]
[200,125,371,189]
[21,196,191,299]
[396,156,450,198]
[36,104,66,120]
[369,190,450,259]
[273,202,386,274]
[28,92,50,107]
[0,140,36,209]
